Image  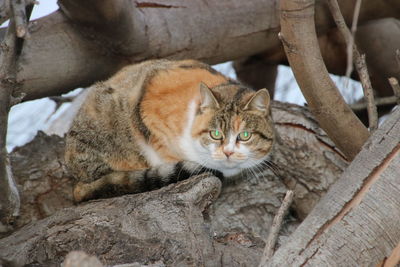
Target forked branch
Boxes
[327,0,378,131]
[279,0,369,160]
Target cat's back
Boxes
[82,59,229,116]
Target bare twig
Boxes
[327,0,378,132]
[388,77,400,105]
[350,96,399,111]
[49,95,76,105]
[356,54,378,131]
[259,190,294,266]
[11,0,28,38]
[396,49,400,72]
[345,0,362,79]
[14,0,36,40]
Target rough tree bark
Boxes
[1,0,399,265]
[4,0,399,101]
[0,1,22,229]
[268,101,400,267]
[0,101,348,265]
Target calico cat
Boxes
[65,59,276,202]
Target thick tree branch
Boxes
[0,6,20,229]
[0,0,35,229]
[268,105,400,266]
[279,0,369,160]
[0,0,397,101]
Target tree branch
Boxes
[345,0,362,79]
[350,95,399,111]
[0,5,19,229]
[12,0,28,38]
[268,104,400,266]
[259,190,294,266]
[327,0,378,132]
[388,77,400,105]
[0,0,397,102]
[279,0,369,160]
[0,0,34,229]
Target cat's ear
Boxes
[199,82,220,111]
[244,89,271,114]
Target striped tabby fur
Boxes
[65,59,275,202]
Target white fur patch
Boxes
[179,100,201,162]
[178,100,270,178]
[137,140,164,167]
[156,164,175,177]
[224,133,237,153]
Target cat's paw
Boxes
[73,182,89,203]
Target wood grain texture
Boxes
[268,107,400,266]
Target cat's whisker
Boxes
[264,161,281,175]
[258,159,281,178]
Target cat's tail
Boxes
[73,162,213,202]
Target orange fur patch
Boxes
[141,66,228,159]
[232,115,243,133]
[108,158,148,171]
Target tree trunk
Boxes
[0,101,347,265]
[268,106,400,266]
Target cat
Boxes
[65,59,276,202]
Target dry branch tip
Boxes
[259,190,294,266]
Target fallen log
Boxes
[0,101,347,265]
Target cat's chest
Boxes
[137,139,166,166]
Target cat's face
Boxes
[190,83,275,177]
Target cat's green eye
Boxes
[210,130,223,140]
[238,131,252,142]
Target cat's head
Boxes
[189,82,275,177]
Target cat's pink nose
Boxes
[224,150,234,158]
